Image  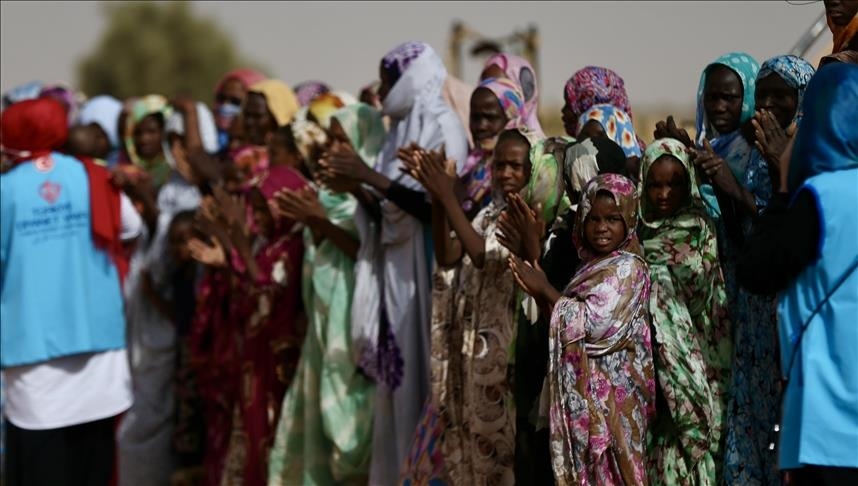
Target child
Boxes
[638,138,732,486]
[402,128,565,485]
[509,173,654,485]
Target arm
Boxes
[306,216,360,260]
[430,195,463,267]
[384,182,432,223]
[736,190,820,295]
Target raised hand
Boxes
[188,237,226,268]
[411,148,457,200]
[752,110,795,167]
[498,193,545,263]
[508,254,553,302]
[654,115,694,148]
[274,186,324,224]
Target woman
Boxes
[233,79,299,178]
[824,0,858,53]
[507,172,654,485]
[78,95,124,165]
[318,40,469,486]
[482,52,544,137]
[268,103,385,486]
[122,94,173,188]
[213,68,266,150]
[639,138,732,486]
[561,67,634,139]
[723,54,815,486]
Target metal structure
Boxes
[790,11,829,58]
[447,20,540,82]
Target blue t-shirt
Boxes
[1,153,126,367]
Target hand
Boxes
[324,143,372,182]
[212,186,246,236]
[752,110,795,167]
[497,193,544,263]
[188,237,226,267]
[410,149,457,200]
[654,115,694,148]
[508,254,551,301]
[397,142,423,174]
[274,186,325,224]
[169,96,197,114]
[691,139,736,190]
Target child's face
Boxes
[168,222,195,263]
[645,155,689,219]
[583,193,627,256]
[491,138,531,195]
[469,88,508,150]
[267,132,300,169]
[133,114,164,160]
[578,119,607,141]
[249,188,273,236]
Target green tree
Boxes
[78,1,265,101]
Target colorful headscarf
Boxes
[308,92,356,130]
[331,102,386,169]
[213,68,267,96]
[0,98,68,164]
[757,55,816,120]
[564,67,634,135]
[381,41,428,86]
[577,103,642,158]
[484,53,544,136]
[293,80,331,107]
[248,79,300,127]
[291,120,328,168]
[79,95,123,149]
[123,94,173,186]
[573,173,642,262]
[638,138,705,230]
[476,77,525,130]
[524,135,571,224]
[788,63,858,193]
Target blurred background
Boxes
[0,0,833,139]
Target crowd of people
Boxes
[1,2,857,486]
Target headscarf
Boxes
[573,173,642,262]
[291,120,328,167]
[248,164,308,234]
[485,52,544,136]
[39,84,83,124]
[459,79,525,212]
[577,103,643,158]
[1,81,43,111]
[377,41,470,187]
[123,94,173,187]
[330,102,386,168]
[757,55,816,120]
[442,75,474,145]
[381,41,427,86]
[213,68,267,96]
[1,98,68,164]
[828,7,858,53]
[638,138,706,230]
[694,52,759,217]
[564,67,634,135]
[563,137,628,195]
[308,91,358,130]
[788,63,858,193]
[248,79,300,127]
[0,98,126,280]
[293,80,331,107]
[79,95,124,150]
[163,102,219,169]
[523,135,571,224]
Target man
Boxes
[1,97,141,486]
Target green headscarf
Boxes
[519,130,572,224]
[638,137,707,230]
[124,94,173,187]
[330,102,386,168]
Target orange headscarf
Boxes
[828,9,858,53]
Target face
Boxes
[470,88,508,148]
[133,114,164,160]
[704,65,744,135]
[824,0,858,26]
[66,125,98,157]
[492,137,531,195]
[249,188,273,236]
[168,221,195,263]
[578,119,607,141]
[89,123,112,158]
[378,65,392,103]
[755,73,799,129]
[645,155,690,219]
[583,193,627,256]
[242,92,275,146]
[561,95,577,137]
[216,78,246,106]
[479,64,506,81]
[267,132,300,169]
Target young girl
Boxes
[402,128,565,485]
[638,138,732,486]
[509,173,654,485]
[268,103,385,485]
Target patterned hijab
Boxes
[293,80,331,107]
[757,55,816,121]
[308,91,358,130]
[484,53,544,136]
[638,138,706,231]
[381,41,427,86]
[695,52,760,182]
[476,77,525,131]
[523,135,571,225]
[564,67,634,135]
[124,94,173,186]
[577,103,642,158]
[572,173,641,262]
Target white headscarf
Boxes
[163,102,219,169]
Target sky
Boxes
[1,1,830,112]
